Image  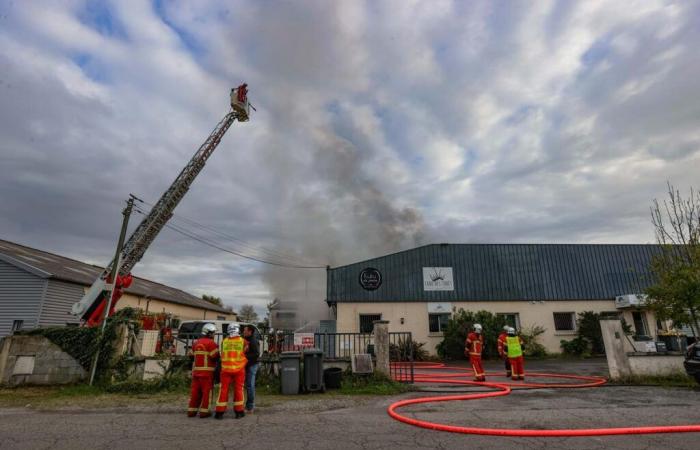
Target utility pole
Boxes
[89,195,136,385]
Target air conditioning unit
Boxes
[615,294,648,309]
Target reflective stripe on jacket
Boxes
[506,336,523,358]
[465,332,483,356]
[192,337,219,374]
[221,336,247,373]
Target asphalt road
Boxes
[1,359,699,450]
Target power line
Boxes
[135,197,319,265]
[132,206,327,269]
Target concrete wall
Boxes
[116,294,236,322]
[628,354,686,376]
[0,335,86,386]
[337,300,623,354]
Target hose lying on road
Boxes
[388,362,700,437]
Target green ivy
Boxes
[19,308,141,382]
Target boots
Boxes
[214,412,224,420]
[235,411,246,419]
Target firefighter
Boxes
[215,325,248,419]
[497,325,512,378]
[504,327,525,380]
[187,323,218,418]
[465,323,486,381]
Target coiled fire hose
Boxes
[388,362,700,436]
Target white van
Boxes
[175,320,263,355]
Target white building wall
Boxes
[337,300,657,355]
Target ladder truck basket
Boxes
[231,86,250,122]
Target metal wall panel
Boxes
[0,260,46,337]
[328,244,662,303]
[39,280,83,327]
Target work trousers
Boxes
[469,354,485,381]
[503,356,512,377]
[188,374,214,417]
[216,370,245,413]
[509,356,525,380]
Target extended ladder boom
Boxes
[72,87,250,324]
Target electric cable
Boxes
[134,197,316,266]
[132,206,326,269]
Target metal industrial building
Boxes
[0,239,236,337]
[327,243,672,354]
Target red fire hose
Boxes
[388,362,700,436]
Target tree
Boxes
[238,304,259,323]
[201,294,223,307]
[645,183,700,337]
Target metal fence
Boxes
[172,330,414,383]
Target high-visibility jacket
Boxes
[220,336,248,373]
[465,332,484,356]
[497,333,508,357]
[192,337,219,376]
[506,336,524,358]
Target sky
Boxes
[1,1,699,320]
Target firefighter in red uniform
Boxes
[187,323,219,418]
[497,325,512,378]
[215,325,248,419]
[504,327,525,380]
[465,323,486,381]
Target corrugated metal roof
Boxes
[327,243,660,302]
[0,239,233,314]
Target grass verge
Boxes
[609,372,698,388]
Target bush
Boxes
[520,325,547,357]
[560,336,591,356]
[437,309,508,360]
[577,311,605,354]
[390,339,429,361]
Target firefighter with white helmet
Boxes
[215,324,248,419]
[187,323,219,418]
[497,325,512,378]
[504,327,525,380]
[465,323,486,381]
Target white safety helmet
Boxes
[502,325,510,332]
[473,323,483,334]
[507,327,516,336]
[227,324,241,337]
[202,323,216,336]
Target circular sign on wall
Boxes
[359,267,382,291]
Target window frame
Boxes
[359,314,382,334]
[496,313,521,331]
[11,320,23,333]
[553,312,577,332]
[428,313,451,334]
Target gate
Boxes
[389,332,414,383]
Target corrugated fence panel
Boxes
[39,280,83,327]
[0,260,46,337]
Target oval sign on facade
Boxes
[359,267,382,291]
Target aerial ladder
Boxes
[71,85,251,326]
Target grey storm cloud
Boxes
[1,1,699,317]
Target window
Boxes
[217,315,226,321]
[553,312,576,331]
[632,311,649,336]
[429,313,451,333]
[11,320,23,332]
[359,314,381,333]
[497,313,520,331]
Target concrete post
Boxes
[373,320,390,377]
[600,319,633,378]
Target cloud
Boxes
[1,0,699,321]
